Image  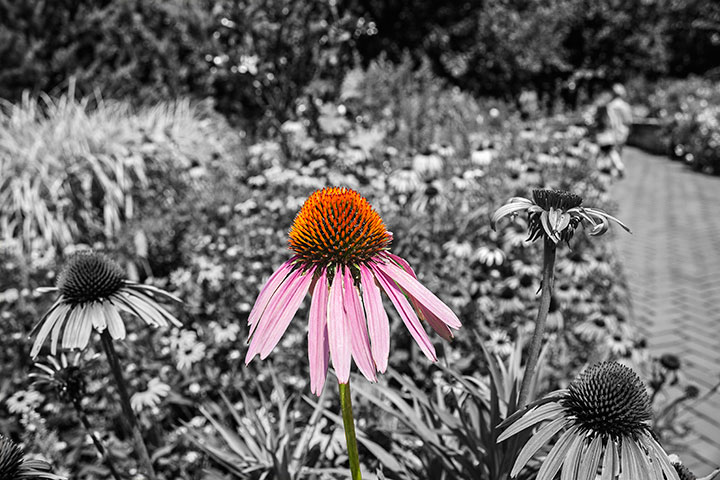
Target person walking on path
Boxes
[593,83,633,178]
[607,83,633,154]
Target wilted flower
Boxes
[130,378,171,413]
[492,189,630,244]
[30,251,181,358]
[498,362,679,480]
[0,435,64,479]
[245,187,461,394]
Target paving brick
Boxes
[611,148,720,472]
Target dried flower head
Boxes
[498,362,680,480]
[492,189,630,244]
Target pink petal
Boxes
[247,260,296,337]
[359,264,390,372]
[371,264,437,362]
[385,254,453,340]
[343,269,377,382]
[375,260,461,329]
[328,267,352,383]
[308,269,330,395]
[245,267,314,362]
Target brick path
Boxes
[611,147,720,474]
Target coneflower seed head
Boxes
[0,436,24,480]
[57,251,125,305]
[673,463,696,480]
[289,188,392,267]
[562,362,651,437]
[532,189,583,211]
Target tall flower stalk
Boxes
[245,187,461,479]
[31,251,182,480]
[517,236,556,407]
[31,353,122,480]
[493,189,629,408]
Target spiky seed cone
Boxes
[532,189,583,210]
[673,463,696,480]
[562,362,652,437]
[0,436,24,480]
[57,251,125,305]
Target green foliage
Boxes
[0,0,214,102]
[353,336,549,479]
[184,372,328,479]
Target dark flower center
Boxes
[532,189,583,211]
[58,366,87,402]
[562,362,651,438]
[0,436,24,480]
[57,251,125,305]
[660,353,681,371]
[673,463,696,480]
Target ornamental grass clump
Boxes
[492,189,629,407]
[31,251,182,480]
[245,187,461,479]
[498,362,680,480]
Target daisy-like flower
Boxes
[492,189,630,244]
[4,390,43,415]
[557,251,596,279]
[388,168,423,194]
[497,362,680,480]
[130,378,171,413]
[485,329,514,357]
[30,251,181,358]
[574,314,618,343]
[171,330,206,370]
[0,435,65,479]
[474,245,505,267]
[245,187,461,394]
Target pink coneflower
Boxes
[245,187,461,394]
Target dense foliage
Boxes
[640,77,720,174]
[1,0,719,129]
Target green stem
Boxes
[338,381,362,480]
[517,237,557,409]
[100,330,157,480]
[73,399,123,480]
